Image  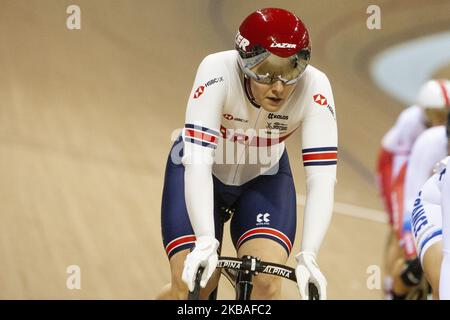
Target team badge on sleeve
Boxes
[192,77,225,99]
[313,94,328,106]
[302,147,338,166]
[313,93,336,120]
[184,124,220,149]
[193,86,205,99]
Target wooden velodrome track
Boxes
[1,0,449,299]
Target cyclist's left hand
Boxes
[295,251,327,300]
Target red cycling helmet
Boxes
[235,8,311,85]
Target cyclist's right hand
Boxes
[182,236,220,292]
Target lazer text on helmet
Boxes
[235,32,250,52]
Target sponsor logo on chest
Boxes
[266,122,288,133]
[268,113,288,120]
[223,113,248,123]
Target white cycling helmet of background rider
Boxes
[416,79,450,109]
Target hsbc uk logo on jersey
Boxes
[223,113,249,123]
[313,93,336,120]
[313,94,327,106]
[193,77,225,99]
[193,86,205,99]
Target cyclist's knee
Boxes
[168,249,221,300]
[169,268,220,300]
[252,274,282,299]
[198,269,221,299]
[168,250,190,299]
[400,258,423,287]
[170,278,189,299]
[392,258,409,296]
[237,239,286,299]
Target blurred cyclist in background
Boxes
[156,8,337,300]
[411,155,450,299]
[393,108,450,299]
[376,79,450,299]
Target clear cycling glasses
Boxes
[239,49,310,85]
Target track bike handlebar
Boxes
[188,256,320,300]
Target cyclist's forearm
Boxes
[184,162,216,238]
[301,174,335,254]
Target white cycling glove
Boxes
[295,251,327,300]
[182,236,220,292]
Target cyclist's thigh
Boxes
[238,238,287,263]
[377,147,394,224]
[161,137,223,259]
[230,152,296,260]
[161,138,223,296]
[161,145,196,258]
[391,163,407,240]
[422,241,443,294]
[386,230,403,273]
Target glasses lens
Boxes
[246,50,310,84]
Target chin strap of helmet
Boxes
[243,75,261,109]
